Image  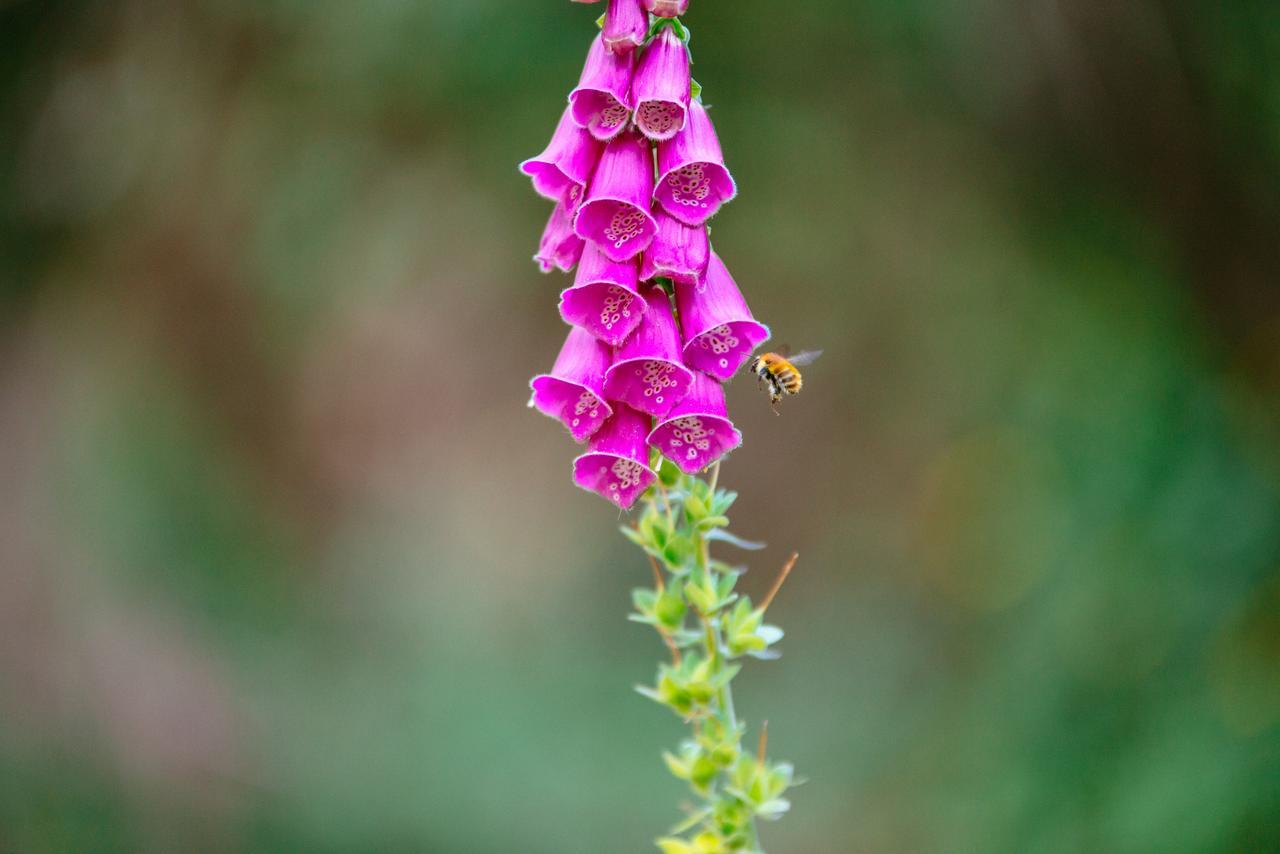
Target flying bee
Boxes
[747,347,823,413]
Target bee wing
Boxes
[786,349,824,367]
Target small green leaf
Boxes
[755,798,791,821]
[632,588,658,613]
[690,77,702,101]
[655,589,687,628]
[684,493,709,522]
[704,529,766,550]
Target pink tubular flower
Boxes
[530,326,614,442]
[574,131,658,262]
[674,251,770,380]
[655,99,737,226]
[570,33,635,142]
[559,242,646,345]
[645,0,689,16]
[535,197,586,274]
[639,208,709,285]
[603,284,695,417]
[602,0,647,55]
[572,403,657,509]
[632,27,690,142]
[520,105,603,204]
[648,371,742,474]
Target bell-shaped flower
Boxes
[570,33,636,141]
[530,326,614,442]
[639,208,708,285]
[632,27,690,142]
[648,372,742,474]
[520,105,603,204]
[604,284,695,417]
[574,131,658,262]
[655,99,736,226]
[674,251,769,380]
[602,0,647,55]
[645,0,689,16]
[572,403,657,509]
[534,197,585,274]
[559,242,646,346]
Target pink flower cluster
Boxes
[524,0,768,509]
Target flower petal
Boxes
[674,252,770,380]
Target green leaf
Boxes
[690,77,702,101]
[655,589,687,628]
[662,751,690,780]
[704,529,766,550]
[633,587,658,613]
[710,489,737,515]
[684,493,709,522]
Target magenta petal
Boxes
[602,0,647,55]
[648,372,742,474]
[520,105,604,203]
[575,131,658,262]
[639,208,709,284]
[530,326,614,442]
[675,252,770,380]
[570,33,636,142]
[534,197,586,273]
[603,285,695,417]
[655,100,737,226]
[559,242,646,345]
[632,28,690,142]
[644,0,688,15]
[572,404,656,509]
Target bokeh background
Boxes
[3,1,1279,851]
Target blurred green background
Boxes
[2,1,1279,852]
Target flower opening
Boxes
[632,27,690,142]
[575,131,658,262]
[655,100,737,226]
[572,403,657,508]
[559,242,646,345]
[647,371,742,473]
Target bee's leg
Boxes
[771,392,781,416]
